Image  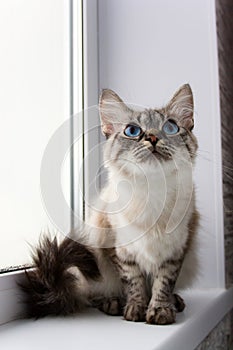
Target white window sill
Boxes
[0,287,232,350]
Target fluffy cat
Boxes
[21,84,199,325]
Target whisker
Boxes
[133,145,148,157]
[197,148,212,155]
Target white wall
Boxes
[98,0,224,288]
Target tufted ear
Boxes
[99,89,131,137]
[166,84,194,130]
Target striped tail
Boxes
[19,236,100,318]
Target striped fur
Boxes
[20,236,101,318]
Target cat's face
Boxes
[99,85,197,174]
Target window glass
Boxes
[0,1,70,269]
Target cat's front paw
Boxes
[146,305,176,325]
[124,302,146,322]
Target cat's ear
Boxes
[166,84,194,130]
[99,89,131,137]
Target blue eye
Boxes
[163,120,179,135]
[124,125,142,137]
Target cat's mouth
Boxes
[138,139,173,161]
[151,148,164,159]
[143,137,172,159]
[151,145,173,160]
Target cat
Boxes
[20,84,199,325]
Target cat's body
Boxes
[21,84,198,324]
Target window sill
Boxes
[0,287,232,350]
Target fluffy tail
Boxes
[19,236,101,318]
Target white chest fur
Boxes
[105,159,194,274]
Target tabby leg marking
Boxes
[108,250,148,322]
[146,258,184,325]
[122,269,148,322]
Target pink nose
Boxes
[145,133,157,146]
[147,134,157,143]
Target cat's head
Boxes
[99,84,197,175]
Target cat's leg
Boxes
[99,248,148,321]
[111,251,148,322]
[96,263,147,320]
[121,261,148,322]
[146,257,184,325]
